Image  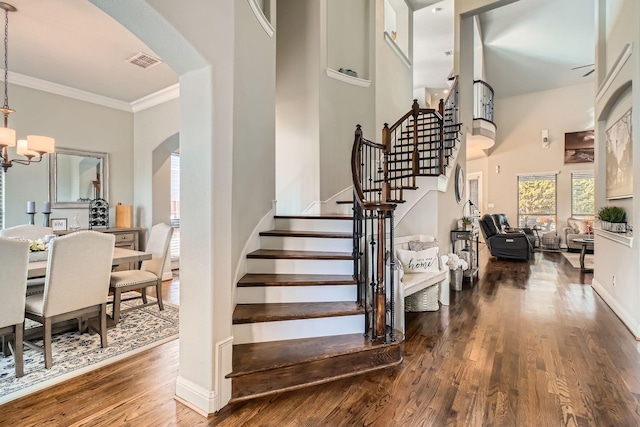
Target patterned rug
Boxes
[0,297,179,405]
[560,251,594,270]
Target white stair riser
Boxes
[275,218,352,233]
[233,314,364,344]
[260,236,352,252]
[247,258,352,274]
[236,285,357,304]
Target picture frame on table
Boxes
[50,218,67,231]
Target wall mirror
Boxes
[49,148,109,209]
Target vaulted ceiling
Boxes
[413,0,595,99]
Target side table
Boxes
[450,228,479,285]
[571,238,594,273]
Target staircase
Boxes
[227,80,461,403]
[227,215,403,403]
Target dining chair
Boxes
[0,224,54,240]
[1,224,55,295]
[0,237,30,377]
[24,231,115,369]
[109,223,173,325]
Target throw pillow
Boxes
[579,221,591,234]
[396,247,439,274]
[567,218,581,233]
[408,240,441,269]
[408,240,438,251]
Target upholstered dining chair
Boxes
[0,224,54,240]
[1,224,55,295]
[109,223,173,325]
[0,237,30,377]
[24,231,115,369]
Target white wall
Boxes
[590,0,640,338]
[276,0,321,214]
[134,98,179,232]
[466,82,595,241]
[233,0,276,265]
[4,84,133,229]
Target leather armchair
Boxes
[491,213,536,248]
[479,214,532,261]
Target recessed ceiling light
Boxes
[432,7,442,13]
[444,89,449,94]
[434,93,438,97]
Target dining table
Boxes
[27,247,152,279]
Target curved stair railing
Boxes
[473,80,494,124]
[351,77,461,344]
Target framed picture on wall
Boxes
[606,108,633,199]
[564,130,594,163]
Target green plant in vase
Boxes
[461,216,472,229]
[597,206,626,232]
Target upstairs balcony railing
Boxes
[473,80,495,124]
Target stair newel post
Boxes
[388,208,396,343]
[374,209,386,341]
[411,100,420,180]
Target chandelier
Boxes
[0,2,54,173]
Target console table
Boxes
[450,228,479,285]
[56,227,143,269]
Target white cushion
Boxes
[25,293,45,316]
[111,270,158,288]
[396,247,440,273]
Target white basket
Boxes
[405,284,440,312]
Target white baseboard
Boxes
[175,376,218,416]
[591,277,640,338]
[174,336,234,415]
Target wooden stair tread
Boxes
[228,331,404,378]
[237,273,356,287]
[259,230,352,239]
[247,249,352,260]
[274,214,352,220]
[232,301,364,324]
[228,330,403,403]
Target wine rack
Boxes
[89,198,109,229]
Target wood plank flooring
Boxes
[4,250,640,426]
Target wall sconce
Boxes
[541,129,550,148]
[495,165,500,174]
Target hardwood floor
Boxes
[3,250,640,426]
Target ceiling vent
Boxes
[125,52,163,70]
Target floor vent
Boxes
[126,52,163,70]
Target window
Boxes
[571,172,595,219]
[170,153,180,260]
[518,173,557,231]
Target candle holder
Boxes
[27,212,35,225]
[43,212,51,227]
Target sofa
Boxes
[562,218,594,251]
[479,214,532,261]
[393,235,449,334]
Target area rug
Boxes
[561,251,594,270]
[0,297,179,405]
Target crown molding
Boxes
[1,70,133,112]
[131,84,180,113]
[1,70,180,113]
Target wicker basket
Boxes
[405,284,440,312]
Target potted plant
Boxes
[597,206,627,233]
[461,216,472,230]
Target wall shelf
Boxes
[594,228,633,247]
[325,68,371,87]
